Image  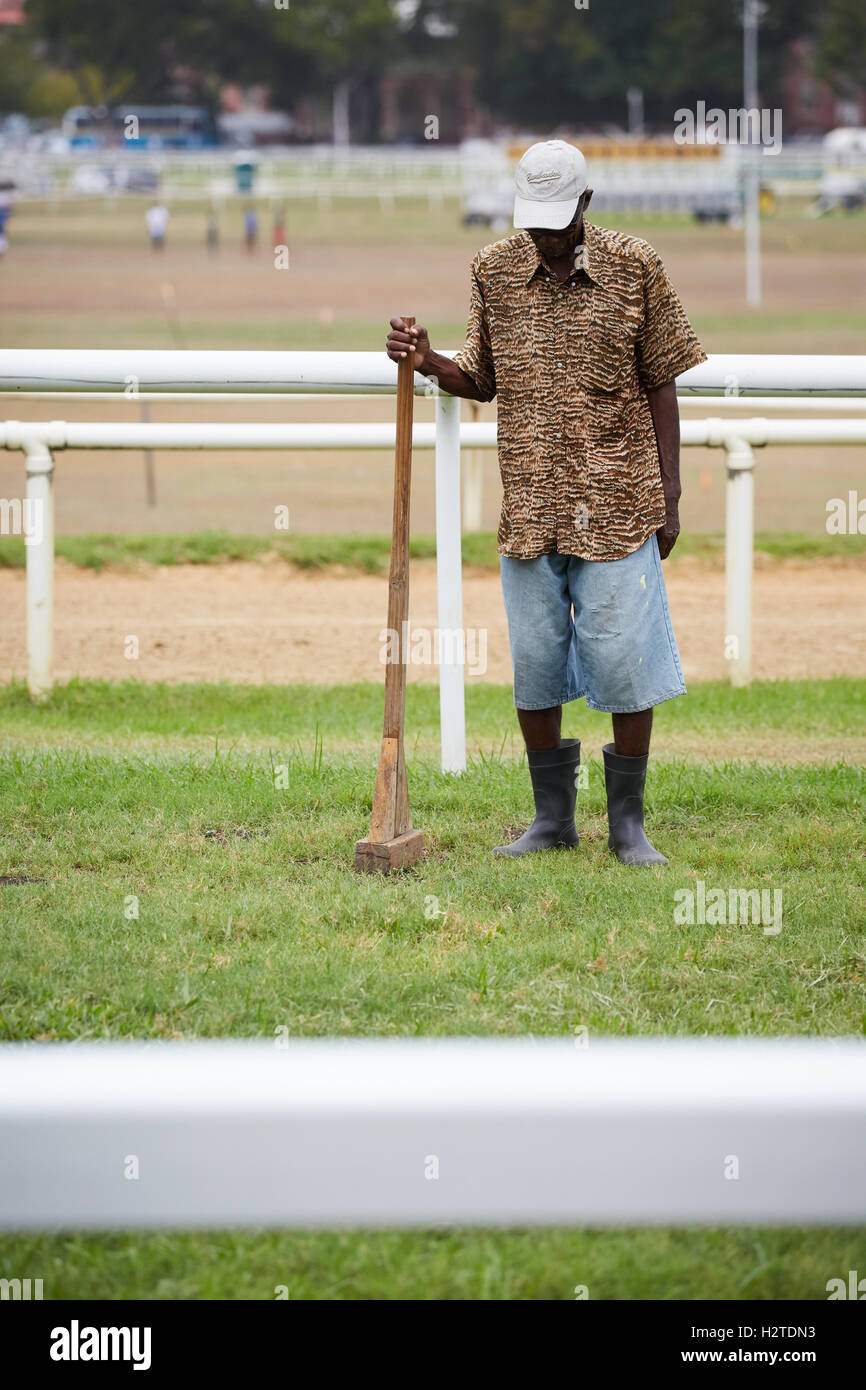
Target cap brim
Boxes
[513,194,580,230]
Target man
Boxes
[206,209,220,256]
[386,140,706,867]
[0,181,12,258]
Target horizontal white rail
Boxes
[678,395,866,412]
[3,418,866,451]
[0,350,864,396]
[8,393,866,412]
[0,391,385,403]
[0,1040,864,1229]
[685,417,866,445]
[0,349,415,396]
[677,355,866,395]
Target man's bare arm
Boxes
[646,379,681,559]
[386,317,488,401]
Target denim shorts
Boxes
[499,532,687,713]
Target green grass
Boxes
[1,746,862,1039]
[0,673,861,746]
[0,528,498,574]
[0,529,862,574]
[1,675,862,1298]
[0,1227,862,1300]
[0,676,862,1042]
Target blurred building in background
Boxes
[379,62,489,143]
[783,39,866,137]
[0,0,24,25]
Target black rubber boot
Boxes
[493,738,581,857]
[602,743,668,867]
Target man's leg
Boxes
[494,713,580,856]
[494,554,581,856]
[517,705,562,751]
[603,711,666,866]
[611,707,653,757]
[568,534,685,867]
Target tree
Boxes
[814,0,866,94]
[24,70,81,118]
[424,0,819,130]
[0,29,48,113]
[24,0,399,140]
[24,0,212,103]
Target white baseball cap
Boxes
[513,139,588,230]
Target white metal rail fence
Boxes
[1,351,864,773]
[1,1039,865,1229]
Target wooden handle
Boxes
[366,315,416,844]
[383,315,415,741]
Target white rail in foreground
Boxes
[0,1040,864,1229]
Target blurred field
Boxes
[0,195,864,538]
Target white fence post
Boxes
[24,439,55,700]
[434,392,466,774]
[724,437,755,687]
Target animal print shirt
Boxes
[452,223,707,560]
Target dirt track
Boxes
[0,554,863,687]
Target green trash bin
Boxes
[233,156,257,194]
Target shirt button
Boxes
[557,293,563,299]
[556,361,562,367]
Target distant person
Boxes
[272,205,286,248]
[206,210,219,256]
[145,202,169,252]
[0,182,14,257]
[243,203,258,254]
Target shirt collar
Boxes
[522,223,606,288]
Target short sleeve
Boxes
[636,249,706,391]
[452,254,497,402]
